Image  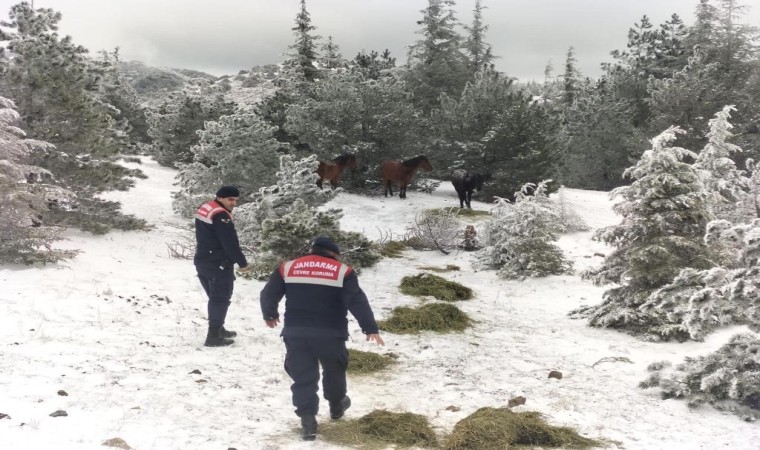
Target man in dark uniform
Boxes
[194,185,250,347]
[260,236,384,441]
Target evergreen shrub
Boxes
[640,333,760,421]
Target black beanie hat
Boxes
[311,236,340,255]
[216,185,240,198]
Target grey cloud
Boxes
[3,0,759,81]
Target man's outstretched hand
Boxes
[366,333,384,346]
[265,318,280,328]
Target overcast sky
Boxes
[2,0,759,81]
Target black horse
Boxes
[451,169,486,208]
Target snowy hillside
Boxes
[1,158,758,450]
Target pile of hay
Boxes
[358,410,438,447]
[321,410,438,448]
[379,240,407,258]
[379,303,472,334]
[417,264,461,273]
[425,207,490,219]
[400,273,473,301]
[347,349,396,375]
[443,407,600,449]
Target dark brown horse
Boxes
[380,155,433,199]
[317,153,358,189]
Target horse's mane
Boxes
[331,153,355,164]
[401,155,428,167]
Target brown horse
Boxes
[380,155,433,199]
[317,153,358,190]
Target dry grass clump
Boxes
[400,273,473,301]
[417,264,461,273]
[443,407,600,450]
[379,303,472,334]
[379,240,407,258]
[347,349,396,375]
[320,410,438,449]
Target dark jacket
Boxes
[193,200,248,270]
[259,251,379,339]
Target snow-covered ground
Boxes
[1,158,757,450]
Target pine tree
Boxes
[640,333,760,420]
[283,73,363,159]
[284,0,321,82]
[560,80,648,191]
[320,36,345,70]
[577,127,714,338]
[352,49,396,80]
[0,96,77,263]
[695,105,752,222]
[640,219,760,341]
[462,0,494,74]
[172,109,284,217]
[93,49,151,148]
[405,0,469,113]
[146,86,235,168]
[0,2,149,232]
[478,181,572,279]
[233,155,379,277]
[562,47,581,106]
[652,14,689,78]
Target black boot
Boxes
[300,415,317,441]
[204,326,234,347]
[220,326,237,338]
[329,395,351,420]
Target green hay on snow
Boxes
[400,273,473,301]
[443,407,601,450]
[379,302,472,334]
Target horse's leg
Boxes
[458,189,465,208]
[400,183,406,199]
[384,179,391,197]
[466,189,472,208]
[317,178,323,190]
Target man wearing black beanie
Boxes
[194,185,249,346]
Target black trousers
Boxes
[197,265,235,329]
[283,336,349,417]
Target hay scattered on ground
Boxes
[417,264,461,273]
[379,302,472,334]
[348,349,396,375]
[443,407,600,450]
[400,273,473,301]
[320,410,438,449]
[425,207,490,218]
[379,240,407,258]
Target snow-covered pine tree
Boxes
[146,86,235,168]
[640,333,760,421]
[577,127,713,338]
[0,96,77,264]
[478,180,572,279]
[284,0,321,82]
[172,110,283,217]
[640,218,760,341]
[319,36,345,70]
[405,0,469,113]
[462,0,494,74]
[234,155,378,277]
[749,159,760,218]
[695,105,752,222]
